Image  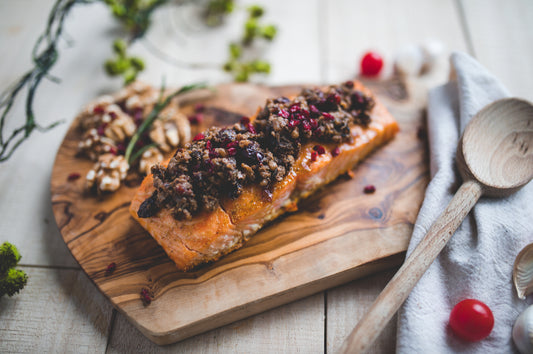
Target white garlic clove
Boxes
[513,305,533,354]
[513,243,533,300]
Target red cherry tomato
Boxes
[449,299,494,342]
[360,51,384,76]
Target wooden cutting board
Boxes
[50,80,429,345]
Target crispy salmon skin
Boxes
[130,82,399,271]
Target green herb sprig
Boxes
[223,5,277,82]
[0,0,95,162]
[124,82,207,164]
[105,39,145,84]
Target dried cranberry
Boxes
[363,185,376,194]
[311,151,318,162]
[194,103,205,113]
[302,120,312,132]
[309,105,321,117]
[109,146,118,155]
[278,109,290,119]
[97,123,108,136]
[331,147,341,157]
[227,147,237,156]
[313,145,326,155]
[109,111,117,120]
[117,142,126,154]
[188,113,203,125]
[247,124,256,134]
[288,119,300,128]
[93,105,105,115]
[327,93,341,105]
[206,140,212,150]
[193,133,205,141]
[309,119,318,129]
[67,172,81,181]
[105,262,116,275]
[133,108,144,125]
[293,113,305,121]
[240,116,250,125]
[322,112,335,121]
[344,81,354,89]
[289,103,301,114]
[300,109,310,119]
[226,141,239,149]
[209,150,219,158]
[351,91,364,107]
[140,288,152,305]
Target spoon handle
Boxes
[340,180,483,354]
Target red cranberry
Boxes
[300,109,310,119]
[97,123,108,136]
[309,105,320,117]
[209,150,219,158]
[311,151,318,162]
[227,147,237,156]
[116,142,126,154]
[193,133,205,141]
[288,119,300,128]
[226,141,238,149]
[289,103,301,114]
[363,185,376,194]
[327,93,341,105]
[278,109,290,119]
[331,147,341,157]
[93,105,105,115]
[360,51,384,76]
[194,103,205,113]
[309,119,318,129]
[240,116,250,125]
[322,112,335,121]
[313,145,325,155]
[206,140,212,150]
[67,172,81,181]
[109,146,118,155]
[109,111,117,120]
[105,262,116,275]
[247,124,256,134]
[302,121,312,132]
[188,113,203,125]
[140,288,152,305]
[344,80,354,89]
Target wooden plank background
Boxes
[0,0,532,352]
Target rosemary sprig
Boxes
[124,82,207,164]
[0,0,95,162]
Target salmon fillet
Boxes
[130,82,399,271]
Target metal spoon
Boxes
[340,97,533,353]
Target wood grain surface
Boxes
[50,81,428,345]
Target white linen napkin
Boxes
[396,52,533,353]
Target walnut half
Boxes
[86,154,129,193]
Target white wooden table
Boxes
[1,0,532,352]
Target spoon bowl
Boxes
[341,97,533,353]
[459,98,533,196]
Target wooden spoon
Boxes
[340,97,533,353]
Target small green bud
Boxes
[250,60,271,74]
[229,43,242,60]
[223,61,235,72]
[261,25,277,41]
[234,69,249,82]
[113,39,127,56]
[248,5,264,18]
[130,57,145,71]
[123,68,138,85]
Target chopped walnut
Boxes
[103,110,136,142]
[78,129,117,161]
[139,147,163,175]
[86,154,129,193]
